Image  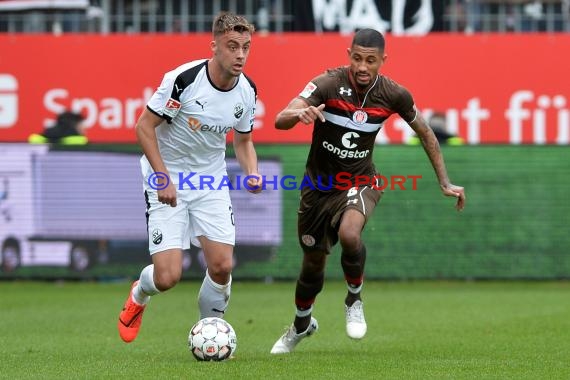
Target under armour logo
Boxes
[339,87,352,96]
[174,83,183,94]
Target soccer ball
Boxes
[188,317,237,361]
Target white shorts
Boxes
[144,187,235,255]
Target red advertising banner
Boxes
[0,33,568,144]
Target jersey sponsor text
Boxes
[322,141,370,159]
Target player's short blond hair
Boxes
[212,12,255,37]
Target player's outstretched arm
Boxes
[409,114,466,211]
[275,98,325,130]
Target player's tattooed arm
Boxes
[409,114,466,211]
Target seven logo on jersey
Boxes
[339,86,352,96]
[187,116,234,134]
[188,117,201,131]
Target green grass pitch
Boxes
[2,281,569,379]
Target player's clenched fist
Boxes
[246,173,263,194]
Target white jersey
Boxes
[141,59,257,184]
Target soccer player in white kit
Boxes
[118,12,262,343]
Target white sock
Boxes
[295,306,313,318]
[198,271,231,319]
[132,264,160,305]
[347,282,363,294]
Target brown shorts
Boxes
[297,184,383,253]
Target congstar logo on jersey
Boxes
[187,117,234,134]
[322,131,370,159]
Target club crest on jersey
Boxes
[301,234,316,247]
[300,82,317,98]
[234,103,244,119]
[152,229,163,245]
[352,110,368,125]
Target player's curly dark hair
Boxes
[212,12,255,37]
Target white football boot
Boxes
[270,317,319,354]
[345,300,367,339]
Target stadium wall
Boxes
[1,33,569,144]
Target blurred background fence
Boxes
[1,0,569,34]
